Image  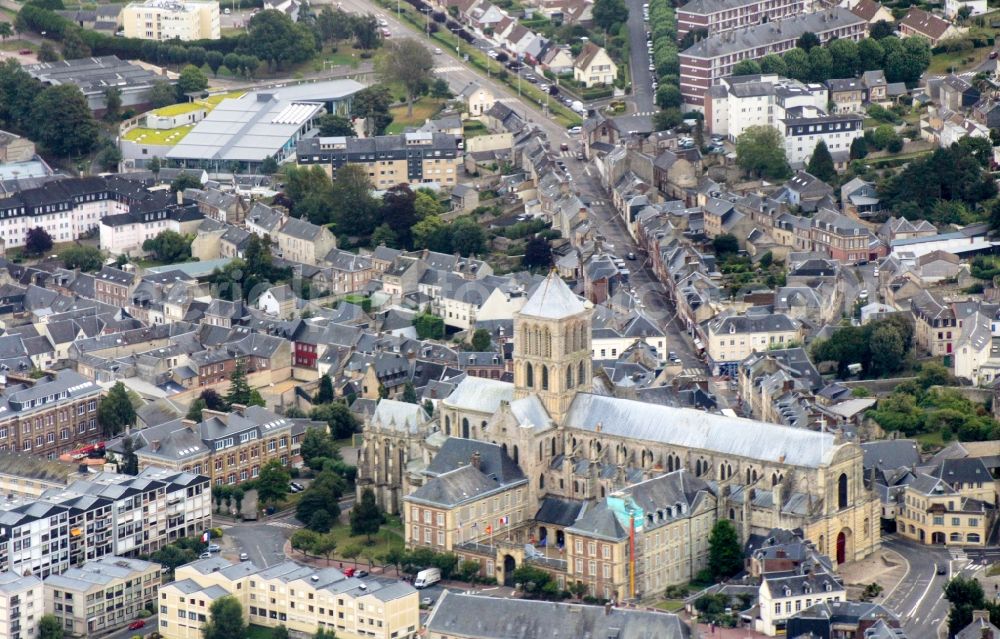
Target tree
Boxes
[58,245,103,272]
[256,460,291,507]
[171,173,202,192]
[31,84,98,157]
[203,597,247,639]
[308,509,334,532]
[245,10,317,69]
[782,47,810,82]
[869,324,905,378]
[736,126,791,180]
[945,576,986,637]
[806,140,835,183]
[233,486,245,514]
[353,14,380,50]
[806,46,832,83]
[414,313,445,340]
[731,59,761,76]
[37,41,58,62]
[713,234,739,257]
[655,84,682,110]
[206,50,224,76]
[796,31,820,51]
[315,374,335,404]
[176,64,208,101]
[707,519,743,581]
[120,434,139,475]
[401,381,418,404]
[471,329,492,352]
[61,28,90,59]
[380,184,419,247]
[38,615,63,639]
[226,359,254,407]
[412,216,449,252]
[24,227,53,256]
[523,236,553,269]
[959,136,993,168]
[147,80,177,108]
[376,39,433,118]
[414,190,443,219]
[351,85,393,136]
[450,217,486,256]
[0,23,12,40]
[143,229,192,263]
[318,113,355,137]
[828,38,859,78]
[850,136,868,160]
[592,0,627,31]
[653,108,683,131]
[351,488,384,542]
[870,19,893,39]
[271,627,289,639]
[98,382,136,438]
[260,157,279,175]
[300,428,337,470]
[313,533,338,561]
[311,402,361,439]
[759,54,787,75]
[104,86,122,122]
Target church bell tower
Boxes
[513,272,592,424]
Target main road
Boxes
[880,537,969,639]
[330,0,711,379]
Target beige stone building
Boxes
[45,556,161,636]
[703,311,802,376]
[0,573,42,639]
[358,272,881,601]
[122,0,220,41]
[272,217,337,267]
[159,558,419,639]
[897,458,996,546]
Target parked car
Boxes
[355,570,369,578]
[344,567,356,577]
[199,551,212,559]
[291,482,304,491]
[576,151,585,160]
[434,47,442,55]
[128,621,146,631]
[568,126,582,134]
[207,543,221,552]
[421,597,434,606]
[627,252,636,260]
[560,143,569,151]
[239,552,249,561]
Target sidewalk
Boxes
[696,622,770,639]
[837,546,907,603]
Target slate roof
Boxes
[862,440,921,471]
[427,592,689,639]
[565,394,839,468]
[425,437,524,484]
[519,272,586,319]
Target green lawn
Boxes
[247,625,275,639]
[915,430,948,450]
[326,46,363,69]
[0,39,35,52]
[929,47,992,74]
[294,521,404,562]
[123,91,246,146]
[654,599,686,612]
[386,97,445,134]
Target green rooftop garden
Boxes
[122,91,247,146]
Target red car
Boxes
[343,567,356,577]
[128,620,146,630]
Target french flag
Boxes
[201,531,210,543]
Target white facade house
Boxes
[779,106,864,167]
[706,75,827,140]
[757,571,846,636]
[0,573,42,639]
[945,0,986,18]
[100,205,205,256]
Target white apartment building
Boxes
[0,573,42,639]
[758,570,846,635]
[779,106,864,167]
[122,0,221,41]
[99,205,205,256]
[705,75,826,140]
[44,556,162,637]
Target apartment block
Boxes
[0,573,43,639]
[0,371,102,460]
[296,132,462,189]
[159,557,419,639]
[122,0,220,41]
[132,405,316,487]
[44,556,161,636]
[897,472,993,546]
[680,8,867,110]
[0,467,210,577]
[677,0,805,40]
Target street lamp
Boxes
[450,28,460,57]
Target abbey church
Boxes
[356,273,880,602]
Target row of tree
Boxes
[732,34,932,85]
[0,59,98,158]
[810,315,915,379]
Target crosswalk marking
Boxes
[434,65,463,73]
[589,199,606,206]
[557,150,576,158]
[680,367,707,377]
[634,110,657,116]
[266,521,298,529]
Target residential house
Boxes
[458,82,496,117]
[849,0,894,24]
[273,217,337,266]
[758,568,846,635]
[702,310,802,376]
[826,78,866,114]
[940,75,980,112]
[573,43,618,87]
[911,290,958,356]
[899,8,966,46]
[840,178,883,219]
